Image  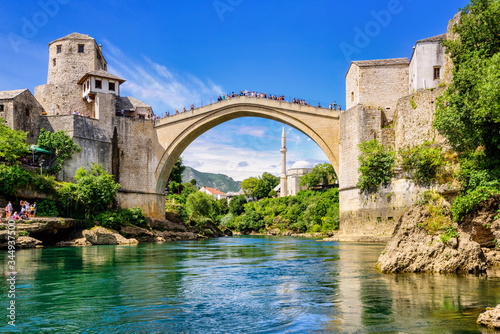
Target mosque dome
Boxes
[290,160,313,169]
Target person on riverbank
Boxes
[12,212,19,220]
[6,201,13,218]
[32,202,37,217]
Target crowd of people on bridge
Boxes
[156,90,342,120]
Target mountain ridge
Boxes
[182,166,242,193]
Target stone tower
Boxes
[35,33,108,117]
[280,126,288,197]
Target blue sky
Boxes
[0,0,468,181]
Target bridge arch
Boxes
[154,97,340,194]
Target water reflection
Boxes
[0,237,499,333]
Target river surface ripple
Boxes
[1,236,500,333]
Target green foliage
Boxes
[300,162,337,189]
[357,140,396,193]
[95,207,147,230]
[185,191,213,219]
[169,157,185,184]
[440,226,459,244]
[73,163,121,215]
[399,142,445,185]
[0,118,29,163]
[0,165,31,195]
[37,128,81,175]
[37,199,59,217]
[241,172,279,199]
[229,195,247,216]
[165,199,189,222]
[410,96,417,109]
[451,181,500,221]
[434,0,500,156]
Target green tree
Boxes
[37,128,81,175]
[300,162,337,189]
[241,176,259,198]
[169,157,186,184]
[261,172,280,189]
[434,0,500,158]
[0,118,28,163]
[229,194,247,216]
[0,165,31,195]
[242,172,280,199]
[74,163,121,215]
[357,140,396,193]
[185,191,213,218]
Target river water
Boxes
[1,236,500,333]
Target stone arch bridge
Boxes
[116,96,340,219]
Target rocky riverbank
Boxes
[0,212,229,249]
[376,195,500,274]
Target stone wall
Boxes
[394,87,446,151]
[358,64,409,122]
[47,36,106,86]
[345,64,359,110]
[39,114,112,182]
[35,83,93,117]
[0,90,43,144]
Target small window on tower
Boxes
[0,105,4,112]
[433,66,441,80]
[56,45,62,53]
[78,44,84,53]
[351,92,354,102]
[109,82,115,91]
[95,80,102,89]
[53,58,56,67]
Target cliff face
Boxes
[376,196,500,274]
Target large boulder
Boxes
[477,305,500,329]
[83,227,138,245]
[376,205,487,274]
[119,225,156,242]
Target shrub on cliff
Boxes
[74,163,121,216]
[399,141,446,185]
[357,140,396,193]
[433,0,500,220]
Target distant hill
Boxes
[182,166,242,193]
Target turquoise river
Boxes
[1,236,500,333]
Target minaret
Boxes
[280,126,288,197]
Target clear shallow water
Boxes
[1,236,500,333]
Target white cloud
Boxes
[102,40,224,115]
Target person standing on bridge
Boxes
[190,104,194,110]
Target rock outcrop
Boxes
[477,305,500,329]
[377,195,500,274]
[83,226,138,245]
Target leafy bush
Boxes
[74,163,121,216]
[400,142,445,185]
[165,199,189,222]
[186,192,213,219]
[440,226,459,244]
[229,195,247,215]
[357,140,396,193]
[37,128,81,175]
[451,182,500,221]
[37,199,59,217]
[95,207,148,229]
[0,165,32,195]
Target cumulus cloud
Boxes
[103,40,224,115]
